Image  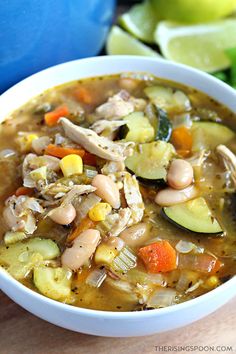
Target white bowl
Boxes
[0,56,235,337]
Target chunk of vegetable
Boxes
[119,112,155,143]
[67,216,96,243]
[191,122,235,151]
[171,126,192,157]
[138,241,177,273]
[17,134,38,152]
[0,238,60,279]
[94,243,119,265]
[163,197,223,234]
[178,253,223,274]
[44,105,69,126]
[85,267,107,288]
[59,154,83,177]
[144,86,191,113]
[125,141,175,184]
[88,202,112,222]
[45,144,85,159]
[74,87,93,104]
[112,246,137,273]
[29,166,47,181]
[34,266,72,301]
[4,231,27,245]
[154,107,172,142]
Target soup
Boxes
[0,73,236,312]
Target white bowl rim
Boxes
[0,55,236,319]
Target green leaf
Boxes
[225,47,236,87]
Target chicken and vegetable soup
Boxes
[0,73,236,311]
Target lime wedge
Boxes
[155,20,236,72]
[106,26,160,57]
[151,0,236,24]
[119,0,159,43]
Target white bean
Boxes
[49,203,76,225]
[92,174,120,209]
[155,185,198,207]
[120,223,149,247]
[167,159,193,190]
[61,229,101,270]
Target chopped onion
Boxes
[176,270,199,292]
[147,288,176,308]
[106,277,134,293]
[185,280,203,294]
[0,149,16,158]
[54,133,66,145]
[32,136,50,155]
[84,165,98,179]
[75,193,101,223]
[147,274,166,286]
[86,268,107,288]
[175,240,195,254]
[172,113,192,129]
[178,253,218,273]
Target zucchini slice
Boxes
[163,197,223,234]
[144,85,191,113]
[125,141,175,184]
[34,265,72,301]
[119,112,155,143]
[0,238,60,280]
[155,107,172,142]
[191,121,234,151]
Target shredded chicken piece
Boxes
[95,90,146,120]
[90,119,126,135]
[216,144,236,186]
[3,196,44,234]
[101,161,125,175]
[61,185,96,205]
[60,118,134,161]
[123,173,144,225]
[104,208,132,237]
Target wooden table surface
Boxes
[0,291,235,354]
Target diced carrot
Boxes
[138,241,177,273]
[210,259,223,275]
[171,126,192,156]
[45,144,85,159]
[15,186,34,197]
[44,105,69,126]
[67,216,96,243]
[83,152,97,166]
[74,87,93,104]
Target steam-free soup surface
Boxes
[0,73,235,311]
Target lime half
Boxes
[119,0,159,43]
[155,19,236,72]
[106,26,160,57]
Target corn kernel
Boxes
[59,154,83,177]
[94,243,118,265]
[205,275,219,288]
[88,202,112,222]
[18,134,38,152]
